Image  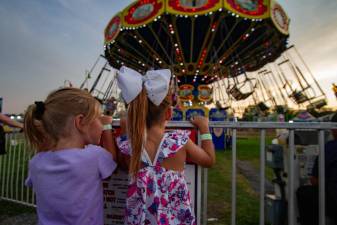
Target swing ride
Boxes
[81,0,328,118]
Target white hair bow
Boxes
[117,66,171,106]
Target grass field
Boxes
[1,133,275,224]
[207,134,274,225]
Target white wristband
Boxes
[103,124,112,131]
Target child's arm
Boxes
[100,115,117,160]
[185,116,215,168]
[0,113,23,129]
[116,117,130,170]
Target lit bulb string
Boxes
[207,14,242,68]
[110,13,263,74]
[146,17,174,68]
[114,44,149,73]
[115,10,265,53]
[105,41,142,70]
[170,18,187,66]
[132,29,167,69]
[118,5,265,31]
[162,16,187,67]
[147,24,175,65]
[111,40,148,71]
[219,17,250,71]
[210,16,262,65]
[194,13,218,73]
[123,32,158,68]
[228,28,276,72]
[119,29,165,72]
[228,24,273,67]
[106,8,272,83]
[221,22,270,73]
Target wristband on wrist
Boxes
[103,124,112,131]
[200,133,212,141]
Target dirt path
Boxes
[237,160,274,194]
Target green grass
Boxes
[236,136,274,181]
[208,151,260,225]
[207,134,276,225]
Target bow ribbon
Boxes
[117,66,171,106]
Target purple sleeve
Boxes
[94,146,117,179]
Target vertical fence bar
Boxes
[10,133,17,198]
[1,133,9,197]
[21,140,27,202]
[288,129,295,225]
[197,130,202,225]
[26,148,30,203]
[15,136,23,200]
[202,168,208,225]
[31,150,35,205]
[5,133,12,198]
[231,128,237,225]
[0,138,5,196]
[259,129,266,225]
[318,130,326,225]
[0,146,4,197]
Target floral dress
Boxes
[116,130,196,225]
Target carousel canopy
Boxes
[104,0,289,86]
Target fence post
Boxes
[231,128,237,225]
[203,168,208,225]
[288,129,295,225]
[259,129,266,225]
[318,130,325,225]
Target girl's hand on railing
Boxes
[190,116,210,134]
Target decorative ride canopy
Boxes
[104,0,290,87]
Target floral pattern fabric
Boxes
[116,130,196,225]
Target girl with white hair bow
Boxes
[116,66,215,225]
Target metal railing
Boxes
[1,121,337,225]
[169,121,337,225]
[0,132,35,207]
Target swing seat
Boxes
[229,86,253,100]
[289,91,309,104]
[257,102,269,111]
[307,98,327,110]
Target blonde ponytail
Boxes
[128,89,148,177]
[23,87,101,152]
[24,104,51,151]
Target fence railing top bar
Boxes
[112,120,337,130]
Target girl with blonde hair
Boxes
[24,87,117,225]
[116,67,215,224]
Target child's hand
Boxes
[100,115,113,125]
[190,116,209,134]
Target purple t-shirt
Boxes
[25,144,117,225]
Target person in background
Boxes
[0,113,24,129]
[297,112,337,225]
[0,113,24,154]
[24,87,117,225]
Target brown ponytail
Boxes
[128,88,148,177]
